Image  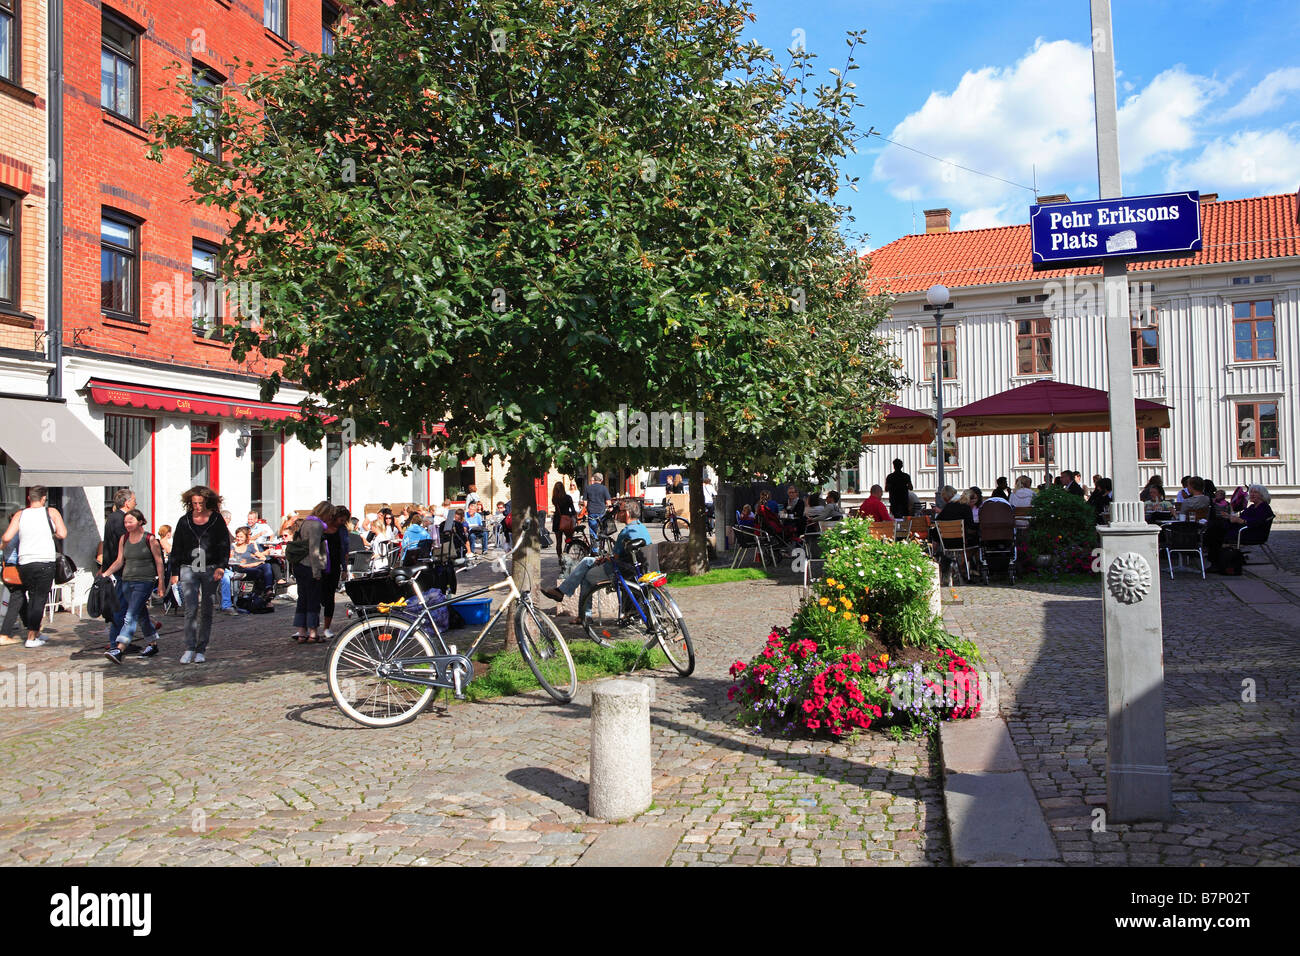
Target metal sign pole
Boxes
[1090,0,1171,822]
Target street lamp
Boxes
[925,283,950,506]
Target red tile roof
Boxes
[866,191,1300,295]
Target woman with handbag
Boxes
[99,509,165,663]
[551,480,577,563]
[0,486,69,647]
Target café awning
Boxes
[0,396,133,485]
[945,380,1171,435]
[86,379,306,423]
[862,403,937,444]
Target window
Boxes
[1232,277,1250,286]
[322,2,340,54]
[101,13,138,121]
[1236,402,1279,460]
[190,422,220,487]
[1137,427,1162,462]
[192,65,223,161]
[191,241,220,335]
[1018,431,1055,465]
[925,440,958,469]
[1131,315,1158,368]
[104,414,153,522]
[0,188,16,311]
[1254,275,1272,284]
[0,0,16,84]
[250,430,281,522]
[923,324,957,381]
[1016,318,1051,375]
[101,212,138,319]
[1232,300,1275,362]
[264,0,287,38]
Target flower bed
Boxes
[728,517,984,739]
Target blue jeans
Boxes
[110,579,158,646]
[587,513,604,541]
[220,573,233,609]
[467,529,488,553]
[556,556,614,619]
[179,566,219,653]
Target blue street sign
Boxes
[1030,191,1202,265]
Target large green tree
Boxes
[149,0,901,593]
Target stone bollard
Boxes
[589,679,652,820]
[923,557,943,618]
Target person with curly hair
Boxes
[166,485,230,663]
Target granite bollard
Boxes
[589,679,652,820]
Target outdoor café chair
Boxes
[934,519,980,585]
[1162,520,1205,579]
[1229,515,1277,567]
[975,500,1017,585]
[731,523,769,569]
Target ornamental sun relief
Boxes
[1106,552,1152,604]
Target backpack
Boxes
[284,519,317,567]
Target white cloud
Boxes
[871,39,1225,230]
[953,204,1022,230]
[1220,67,1300,121]
[1166,129,1300,195]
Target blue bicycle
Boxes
[581,543,694,676]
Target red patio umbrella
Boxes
[861,403,937,444]
[945,380,1170,436]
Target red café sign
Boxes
[86,380,305,423]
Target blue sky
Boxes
[743,0,1300,251]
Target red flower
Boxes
[802,699,816,714]
[830,694,846,713]
[813,695,826,710]
[805,718,821,730]
[727,687,737,701]
[728,661,746,677]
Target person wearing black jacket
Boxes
[166,485,230,664]
[885,460,912,518]
[551,481,578,562]
[101,488,135,574]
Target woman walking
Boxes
[100,509,165,663]
[551,480,577,562]
[287,501,331,643]
[0,486,68,648]
[167,486,231,664]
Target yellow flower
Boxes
[842,612,853,620]
[818,597,830,607]
[880,654,889,664]
[826,578,836,587]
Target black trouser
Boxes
[17,562,56,632]
[293,564,322,629]
[2,588,27,636]
[319,571,340,619]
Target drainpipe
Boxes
[46,0,64,399]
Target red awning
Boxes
[862,403,936,444]
[946,380,1171,435]
[86,379,306,423]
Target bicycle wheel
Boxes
[661,516,690,542]
[583,580,628,647]
[515,601,578,703]
[565,537,592,560]
[649,586,695,676]
[326,617,440,728]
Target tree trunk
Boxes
[505,454,542,651]
[686,458,709,575]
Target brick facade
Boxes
[0,0,47,359]
[63,0,334,372]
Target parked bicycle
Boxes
[326,521,577,727]
[564,508,618,561]
[660,498,715,543]
[583,541,695,676]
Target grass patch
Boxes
[665,567,776,587]
[462,639,668,701]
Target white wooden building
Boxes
[859,191,1300,513]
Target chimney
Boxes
[1035,193,1071,205]
[1199,192,1218,203]
[923,208,951,234]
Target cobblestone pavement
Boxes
[0,555,947,866]
[943,528,1300,866]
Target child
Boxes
[738,504,757,527]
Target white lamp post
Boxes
[925,283,950,506]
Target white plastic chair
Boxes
[47,570,96,621]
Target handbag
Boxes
[558,514,575,534]
[2,564,20,588]
[47,509,77,585]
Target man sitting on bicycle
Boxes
[541,500,650,619]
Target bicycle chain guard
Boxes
[384,654,474,691]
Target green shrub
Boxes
[818,518,942,648]
[1025,485,1098,572]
